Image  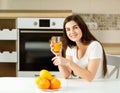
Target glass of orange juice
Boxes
[52,36,61,53]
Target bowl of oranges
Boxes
[35,69,61,91]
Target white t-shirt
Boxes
[66,41,103,79]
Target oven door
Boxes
[19,30,63,73]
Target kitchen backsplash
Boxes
[79,14,120,30]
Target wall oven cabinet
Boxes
[17,18,65,77]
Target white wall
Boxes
[0,0,120,14]
[0,0,9,9]
[91,30,120,43]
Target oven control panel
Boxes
[17,18,65,29]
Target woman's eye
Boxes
[74,26,78,29]
[66,28,70,32]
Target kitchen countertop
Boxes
[102,43,120,55]
[0,77,120,93]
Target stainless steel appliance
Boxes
[17,18,65,77]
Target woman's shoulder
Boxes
[90,41,101,46]
[89,41,102,48]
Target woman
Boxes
[50,14,107,82]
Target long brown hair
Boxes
[62,14,107,76]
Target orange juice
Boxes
[53,43,61,53]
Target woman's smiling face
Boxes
[65,20,82,42]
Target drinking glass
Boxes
[52,36,61,53]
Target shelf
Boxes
[0,19,16,30]
[0,51,17,63]
[0,29,17,40]
[0,40,16,52]
[0,10,72,18]
[0,63,16,77]
[0,18,17,77]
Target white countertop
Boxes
[0,77,120,93]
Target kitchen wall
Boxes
[0,0,120,14]
[80,14,120,43]
[0,0,120,43]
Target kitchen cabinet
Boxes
[0,18,17,77]
[0,10,72,77]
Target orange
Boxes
[50,78,61,89]
[39,69,53,80]
[37,78,50,89]
[35,76,41,85]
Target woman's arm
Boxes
[52,56,72,79]
[58,65,71,79]
[68,58,100,81]
[52,56,100,81]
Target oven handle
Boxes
[20,30,63,33]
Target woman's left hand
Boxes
[52,56,70,66]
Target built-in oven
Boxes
[17,18,65,77]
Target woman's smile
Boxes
[70,33,78,38]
